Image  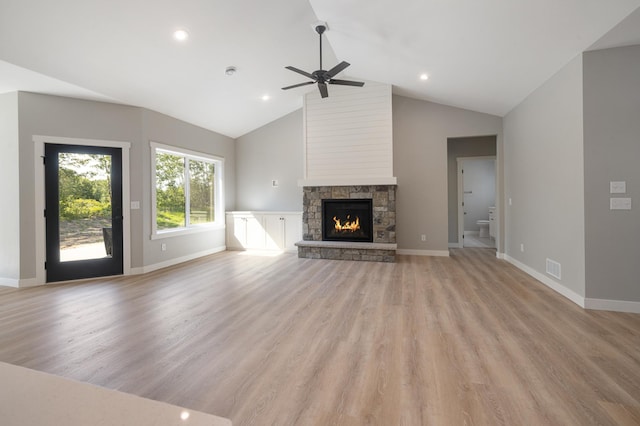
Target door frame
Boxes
[34,135,131,285]
[457,156,496,248]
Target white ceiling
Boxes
[1,0,639,138]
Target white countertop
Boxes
[0,362,231,426]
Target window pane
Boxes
[189,160,215,224]
[156,152,185,229]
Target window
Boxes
[151,142,223,237]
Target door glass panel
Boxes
[58,153,113,262]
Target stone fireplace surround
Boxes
[296,185,397,262]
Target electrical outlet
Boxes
[421,234,426,242]
[161,243,167,251]
[520,243,524,252]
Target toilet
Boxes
[476,220,490,238]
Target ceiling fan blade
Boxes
[282,81,315,90]
[324,61,350,79]
[285,66,315,80]
[318,82,329,98]
[329,79,365,87]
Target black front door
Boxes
[45,144,123,282]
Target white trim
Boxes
[504,254,585,308]
[397,249,450,257]
[584,298,640,314]
[33,135,131,150]
[130,245,226,275]
[33,135,132,286]
[18,278,40,288]
[150,141,224,163]
[150,223,226,240]
[496,251,506,259]
[457,158,464,247]
[150,141,225,239]
[0,277,19,288]
[298,177,397,187]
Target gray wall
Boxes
[235,109,303,211]
[0,92,20,281]
[392,95,503,252]
[447,136,497,243]
[140,109,236,267]
[503,55,586,297]
[16,92,235,279]
[583,45,640,302]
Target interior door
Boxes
[45,144,123,282]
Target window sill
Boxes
[151,223,225,240]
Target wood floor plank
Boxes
[1,249,640,425]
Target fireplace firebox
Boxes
[322,199,373,242]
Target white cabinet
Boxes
[226,212,302,252]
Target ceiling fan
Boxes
[282,23,364,98]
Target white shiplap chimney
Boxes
[299,81,396,187]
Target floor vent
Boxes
[546,258,561,280]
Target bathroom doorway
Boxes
[457,157,496,248]
[446,135,497,249]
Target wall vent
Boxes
[546,258,561,280]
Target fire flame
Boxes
[333,215,360,232]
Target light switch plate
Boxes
[610,181,626,194]
[610,198,632,210]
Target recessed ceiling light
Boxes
[173,29,189,41]
[262,94,270,101]
[420,73,429,81]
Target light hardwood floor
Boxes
[1,249,639,425]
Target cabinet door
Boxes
[245,215,266,249]
[264,215,285,250]
[283,214,302,251]
[226,214,247,249]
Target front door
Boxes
[44,144,123,282]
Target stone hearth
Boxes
[297,185,397,262]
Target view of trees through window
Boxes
[155,150,215,230]
[58,153,112,260]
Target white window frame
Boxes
[150,141,224,239]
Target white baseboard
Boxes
[396,249,450,257]
[584,298,640,314]
[504,255,640,313]
[0,277,19,288]
[503,254,585,308]
[496,251,506,260]
[130,245,226,275]
[18,278,40,288]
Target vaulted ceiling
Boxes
[1,0,639,138]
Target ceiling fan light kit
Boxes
[282,23,364,98]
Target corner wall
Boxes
[0,92,20,284]
[583,45,640,304]
[235,109,303,211]
[503,55,586,300]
